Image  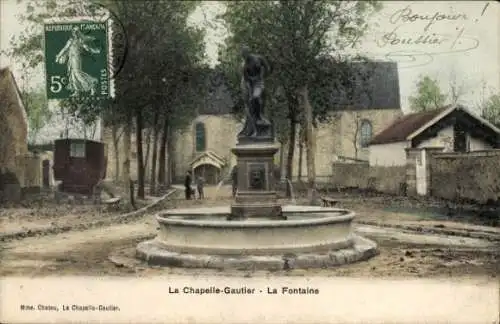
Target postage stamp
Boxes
[43,16,114,100]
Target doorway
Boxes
[453,124,468,152]
[193,164,219,185]
[42,159,51,188]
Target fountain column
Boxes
[230,138,282,220]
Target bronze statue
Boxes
[238,45,273,140]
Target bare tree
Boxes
[351,111,362,160]
[447,69,470,106]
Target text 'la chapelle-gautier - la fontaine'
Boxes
[168,286,320,295]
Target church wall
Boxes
[102,109,402,185]
[284,108,402,182]
[172,114,241,182]
[338,109,403,163]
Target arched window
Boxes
[359,120,372,148]
[195,122,206,152]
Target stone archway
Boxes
[189,151,226,185]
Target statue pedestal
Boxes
[229,141,283,220]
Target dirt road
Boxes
[1,214,498,278]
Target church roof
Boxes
[196,60,401,116]
[197,68,235,115]
[327,60,401,111]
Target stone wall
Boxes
[284,108,402,180]
[331,162,406,194]
[370,166,407,194]
[429,150,500,203]
[331,162,369,189]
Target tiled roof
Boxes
[370,107,449,145]
[197,60,401,116]
[326,60,401,110]
[198,68,235,115]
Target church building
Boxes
[104,61,402,185]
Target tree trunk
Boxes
[285,120,297,198]
[298,85,316,204]
[129,180,136,210]
[122,112,135,209]
[353,113,360,160]
[135,108,145,199]
[298,124,305,182]
[158,117,168,187]
[149,111,160,196]
[166,124,174,186]
[111,124,120,182]
[279,140,285,180]
[143,128,152,175]
[298,142,303,182]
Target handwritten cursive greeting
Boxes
[382,3,489,67]
[389,5,468,32]
[345,3,490,68]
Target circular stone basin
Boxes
[153,205,354,255]
[136,205,378,270]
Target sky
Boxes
[1,0,499,119]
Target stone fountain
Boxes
[136,47,378,270]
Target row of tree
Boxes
[9,0,386,204]
[7,0,210,205]
[9,0,497,206]
[409,74,500,126]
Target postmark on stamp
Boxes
[43,16,114,100]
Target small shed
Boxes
[53,138,107,195]
[369,106,500,167]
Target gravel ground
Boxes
[1,185,499,279]
[1,219,498,278]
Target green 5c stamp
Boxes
[43,16,114,99]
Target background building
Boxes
[104,61,402,184]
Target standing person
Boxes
[184,170,192,200]
[196,176,205,199]
[231,165,238,198]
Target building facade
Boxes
[104,61,403,184]
[369,105,500,167]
